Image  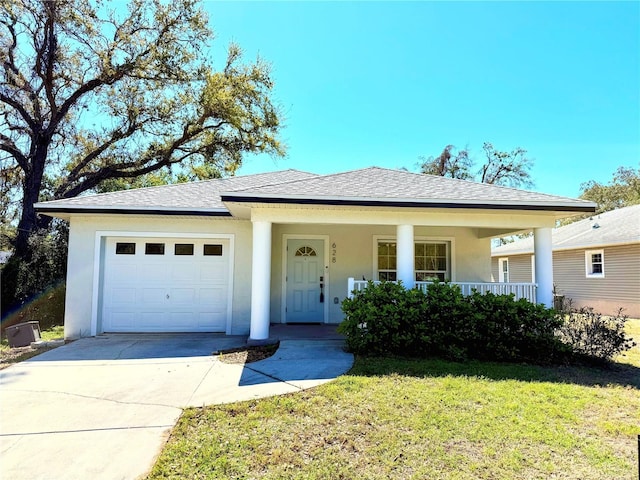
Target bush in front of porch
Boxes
[339,281,633,364]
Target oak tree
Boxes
[1,0,285,260]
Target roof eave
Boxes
[220,194,597,213]
[34,205,232,217]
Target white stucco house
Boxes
[35,167,596,342]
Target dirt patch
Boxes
[0,345,54,370]
[217,343,279,364]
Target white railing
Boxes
[347,278,537,303]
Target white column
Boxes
[249,220,272,341]
[534,227,553,307]
[396,224,415,289]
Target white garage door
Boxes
[102,237,231,333]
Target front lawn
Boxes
[148,321,640,480]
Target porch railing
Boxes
[347,278,537,303]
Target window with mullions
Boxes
[415,242,448,281]
[376,240,450,282]
[377,242,397,281]
[585,249,604,278]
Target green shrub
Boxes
[340,281,564,363]
[558,307,636,362]
[338,281,426,356]
[467,292,566,362]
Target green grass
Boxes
[148,330,640,480]
[617,318,640,367]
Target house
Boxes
[34,167,596,341]
[492,204,640,317]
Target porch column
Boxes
[534,227,553,307]
[249,220,272,342]
[397,224,415,289]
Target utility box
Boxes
[5,321,42,348]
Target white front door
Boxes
[286,239,325,323]
[102,237,231,332]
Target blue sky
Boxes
[205,1,639,198]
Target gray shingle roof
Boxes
[35,170,317,213]
[222,167,596,210]
[35,166,596,215]
[492,204,640,255]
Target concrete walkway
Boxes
[0,330,353,480]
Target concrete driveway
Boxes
[0,333,354,480]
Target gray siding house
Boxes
[492,204,640,317]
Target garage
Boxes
[101,237,232,333]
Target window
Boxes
[585,249,605,278]
[174,243,194,256]
[415,242,448,281]
[204,244,223,256]
[145,243,165,255]
[377,242,397,281]
[376,240,450,282]
[115,242,136,255]
[498,258,509,282]
[295,246,317,257]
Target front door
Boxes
[286,239,325,323]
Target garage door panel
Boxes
[109,288,136,305]
[110,312,136,329]
[170,288,196,304]
[198,312,225,329]
[171,264,197,282]
[200,265,227,281]
[140,312,165,329]
[102,237,231,333]
[141,288,166,303]
[140,264,169,284]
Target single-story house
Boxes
[35,167,596,341]
[492,204,640,317]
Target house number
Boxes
[332,243,337,263]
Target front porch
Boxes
[347,279,538,303]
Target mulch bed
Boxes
[216,343,279,364]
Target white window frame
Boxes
[531,255,536,283]
[372,235,456,282]
[498,257,509,283]
[585,249,605,278]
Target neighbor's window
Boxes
[174,244,194,256]
[498,258,509,282]
[376,240,450,282]
[203,244,223,256]
[145,243,165,255]
[115,242,136,255]
[585,249,605,278]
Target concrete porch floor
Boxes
[269,323,345,341]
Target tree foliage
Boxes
[419,142,533,188]
[1,0,285,258]
[579,166,640,213]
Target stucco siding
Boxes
[270,224,490,324]
[64,214,493,338]
[63,215,253,339]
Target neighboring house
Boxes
[492,204,640,317]
[35,167,595,341]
